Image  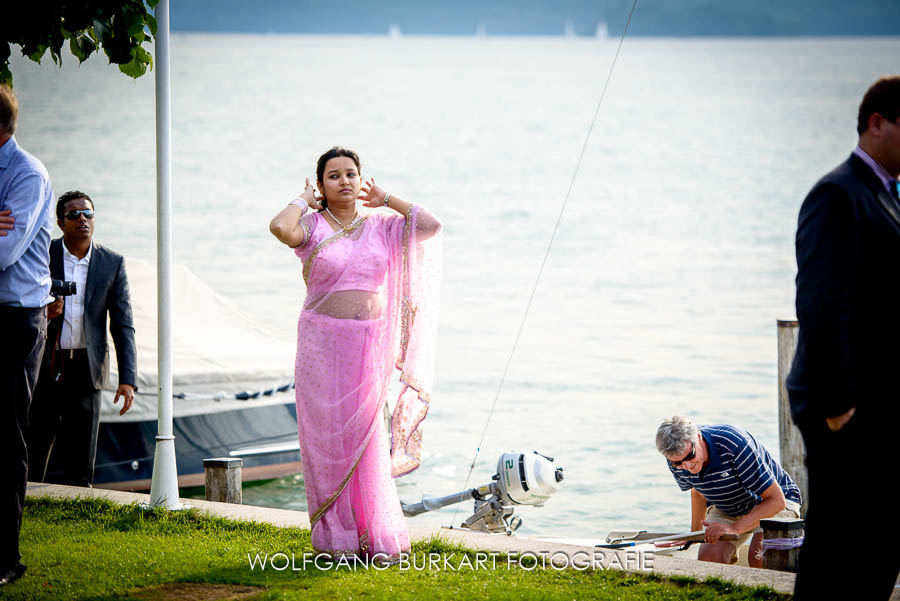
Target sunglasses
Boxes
[64,209,94,220]
[669,441,696,468]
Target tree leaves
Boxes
[70,33,98,63]
[0,45,10,86]
[119,45,153,79]
[25,44,48,64]
[92,18,112,47]
[145,14,159,37]
[0,1,157,86]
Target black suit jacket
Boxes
[47,238,137,390]
[787,153,900,423]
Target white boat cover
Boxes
[100,258,296,423]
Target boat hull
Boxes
[44,400,302,491]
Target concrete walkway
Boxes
[25,481,806,595]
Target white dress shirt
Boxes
[60,241,92,349]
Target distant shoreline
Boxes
[167,31,900,39]
[169,0,900,38]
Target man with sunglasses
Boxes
[0,84,54,587]
[656,416,802,568]
[26,190,137,489]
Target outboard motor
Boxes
[401,451,564,535]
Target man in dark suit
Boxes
[27,190,137,487]
[787,76,900,600]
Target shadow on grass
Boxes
[77,561,361,601]
[128,581,267,601]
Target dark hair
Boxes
[56,190,94,220]
[315,146,361,210]
[0,84,18,136]
[857,76,900,135]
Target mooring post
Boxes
[776,319,807,517]
[760,516,805,572]
[203,457,243,504]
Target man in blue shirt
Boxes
[656,416,802,568]
[0,84,54,588]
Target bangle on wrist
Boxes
[289,198,309,214]
[383,192,391,207]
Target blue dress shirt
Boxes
[0,136,54,308]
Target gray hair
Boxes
[656,415,698,457]
[0,84,18,136]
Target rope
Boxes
[450,0,640,528]
[760,537,804,551]
[755,536,804,562]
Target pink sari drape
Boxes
[293,206,440,558]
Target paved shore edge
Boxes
[26,482,796,593]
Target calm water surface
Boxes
[11,35,900,538]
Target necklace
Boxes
[325,206,359,232]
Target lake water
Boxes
[10,35,900,538]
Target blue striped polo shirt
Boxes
[668,424,802,518]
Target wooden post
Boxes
[777,320,807,517]
[760,517,805,572]
[203,457,242,504]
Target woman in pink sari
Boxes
[269,147,441,560]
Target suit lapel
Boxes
[873,185,900,229]
[50,239,65,327]
[849,154,900,231]
[50,238,65,281]
[85,242,103,309]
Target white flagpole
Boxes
[149,0,183,509]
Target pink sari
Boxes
[293,205,440,558]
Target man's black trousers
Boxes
[0,305,46,572]
[794,409,900,600]
[27,350,102,487]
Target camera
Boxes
[50,279,77,298]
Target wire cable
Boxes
[448,0,639,529]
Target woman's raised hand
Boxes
[359,177,386,208]
[302,178,322,209]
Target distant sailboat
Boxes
[475,23,487,38]
[563,19,576,37]
[388,24,402,38]
[595,20,609,40]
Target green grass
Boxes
[7,497,792,600]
